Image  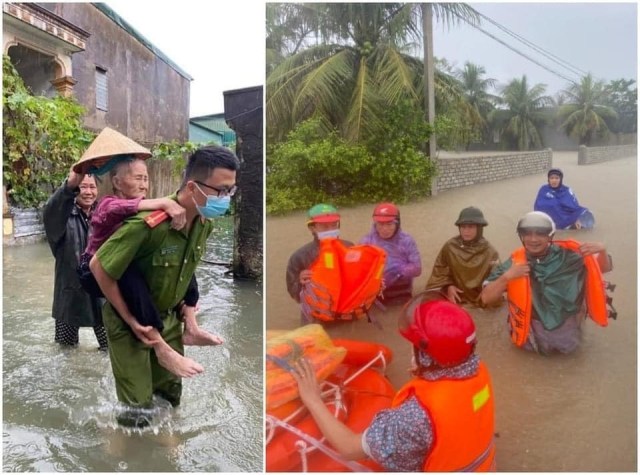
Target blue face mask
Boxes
[316,229,340,240]
[193,184,231,219]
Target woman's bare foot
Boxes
[183,326,224,346]
[154,341,204,378]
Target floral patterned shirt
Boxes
[362,354,480,471]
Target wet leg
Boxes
[149,328,204,378]
[55,320,79,347]
[93,324,109,351]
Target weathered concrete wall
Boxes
[435,149,552,193]
[42,3,190,144]
[4,208,45,246]
[578,144,638,165]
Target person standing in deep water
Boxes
[285,203,354,323]
[90,145,239,427]
[43,168,107,350]
[480,211,612,354]
[425,206,500,307]
[359,202,421,305]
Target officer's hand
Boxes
[131,322,160,346]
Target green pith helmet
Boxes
[455,207,488,226]
[307,203,340,225]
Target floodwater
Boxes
[3,216,263,472]
[266,151,637,471]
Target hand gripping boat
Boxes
[301,238,386,323]
[266,325,394,472]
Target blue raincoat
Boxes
[533,184,593,229]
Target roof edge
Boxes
[92,2,193,81]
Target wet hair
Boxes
[180,146,240,189]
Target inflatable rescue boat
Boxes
[266,325,394,472]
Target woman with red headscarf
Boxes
[293,295,496,472]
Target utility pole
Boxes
[422,3,438,195]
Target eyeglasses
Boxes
[194,180,237,197]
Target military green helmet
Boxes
[455,206,488,226]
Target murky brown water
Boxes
[266,152,637,471]
[3,217,263,472]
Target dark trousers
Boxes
[55,319,108,350]
[78,254,164,331]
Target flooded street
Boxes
[3,217,263,472]
[266,151,637,471]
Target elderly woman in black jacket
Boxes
[42,168,107,350]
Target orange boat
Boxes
[266,338,395,472]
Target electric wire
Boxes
[475,10,588,78]
[453,10,580,85]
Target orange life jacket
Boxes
[302,238,386,322]
[506,239,610,347]
[392,361,496,472]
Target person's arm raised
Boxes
[480,262,529,306]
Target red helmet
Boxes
[373,202,399,223]
[399,300,476,367]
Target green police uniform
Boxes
[96,195,213,409]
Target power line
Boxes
[452,11,580,85]
[475,10,588,78]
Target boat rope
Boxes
[268,415,373,472]
[342,351,387,386]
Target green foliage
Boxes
[3,55,95,207]
[151,140,200,178]
[495,75,554,151]
[557,74,617,146]
[603,78,637,134]
[267,106,436,214]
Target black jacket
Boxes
[42,180,103,327]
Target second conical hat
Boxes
[73,127,152,173]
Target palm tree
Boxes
[455,61,498,148]
[494,75,554,151]
[557,74,618,145]
[266,3,480,144]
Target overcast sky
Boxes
[105,0,265,117]
[433,2,638,97]
[103,1,636,116]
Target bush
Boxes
[3,55,94,207]
[267,104,437,214]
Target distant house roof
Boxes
[189,121,224,144]
[92,2,192,81]
[189,113,236,145]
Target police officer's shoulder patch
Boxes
[144,210,170,228]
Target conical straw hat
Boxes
[73,127,152,173]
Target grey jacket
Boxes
[42,180,103,327]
